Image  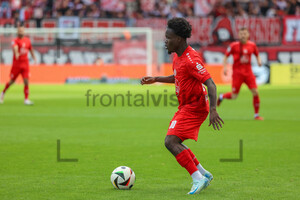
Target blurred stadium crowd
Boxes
[0,0,299,26]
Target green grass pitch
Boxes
[0,83,299,200]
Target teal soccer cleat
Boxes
[187,176,209,195]
[204,171,213,182]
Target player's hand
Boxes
[209,109,224,130]
[258,60,262,67]
[15,53,19,60]
[141,76,156,85]
[223,67,228,76]
[33,58,37,65]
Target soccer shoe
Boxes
[204,171,213,182]
[187,176,209,195]
[217,95,223,106]
[24,99,34,105]
[0,92,4,104]
[254,116,264,120]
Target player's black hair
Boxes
[167,18,192,39]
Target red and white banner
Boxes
[135,17,281,45]
[113,40,147,64]
[283,16,300,45]
[135,18,167,30]
[135,18,213,45]
[189,18,213,45]
[212,17,234,45]
[234,17,281,45]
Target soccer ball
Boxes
[110,166,135,190]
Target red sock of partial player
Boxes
[253,95,260,115]
[175,149,198,175]
[187,148,200,166]
[222,92,232,99]
[2,83,10,93]
[24,85,29,100]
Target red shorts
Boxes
[10,62,30,80]
[232,73,257,94]
[166,110,209,142]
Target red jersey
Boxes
[173,46,211,114]
[225,40,259,75]
[11,37,32,63]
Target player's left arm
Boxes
[29,40,37,64]
[188,58,224,130]
[256,55,262,67]
[253,43,262,67]
[204,78,224,130]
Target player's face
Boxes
[165,28,180,54]
[238,30,249,44]
[17,27,25,38]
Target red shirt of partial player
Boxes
[173,46,211,113]
[225,41,258,75]
[11,37,32,64]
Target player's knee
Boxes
[232,93,238,99]
[164,138,172,150]
[164,137,176,151]
[23,79,29,86]
[252,90,259,96]
[9,79,15,85]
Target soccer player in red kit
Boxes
[0,25,36,105]
[141,18,224,195]
[218,27,263,120]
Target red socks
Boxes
[222,92,232,99]
[2,83,30,100]
[187,148,200,166]
[253,95,260,115]
[175,149,198,175]
[24,85,29,100]
[3,83,10,93]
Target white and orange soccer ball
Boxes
[110,166,136,190]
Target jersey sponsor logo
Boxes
[196,62,206,74]
[196,63,203,70]
[169,120,177,129]
[240,55,250,64]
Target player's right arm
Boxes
[28,40,37,64]
[223,43,233,76]
[141,75,175,85]
[223,56,229,76]
[13,44,19,60]
[253,43,262,67]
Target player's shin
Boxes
[2,82,10,93]
[187,149,208,175]
[24,85,29,100]
[222,92,232,99]
[253,95,260,116]
[175,149,202,181]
